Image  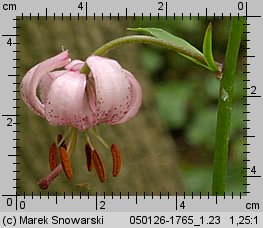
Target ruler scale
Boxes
[0,0,262,227]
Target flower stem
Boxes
[212,17,244,195]
[80,35,222,74]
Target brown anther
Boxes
[85,143,93,172]
[48,143,58,171]
[59,147,73,180]
[111,144,122,177]
[57,134,67,149]
[92,150,106,183]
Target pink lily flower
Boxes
[21,50,142,130]
[20,51,142,188]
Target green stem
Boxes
[80,35,222,74]
[212,17,244,195]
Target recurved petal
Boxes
[44,71,95,130]
[39,70,67,103]
[115,69,142,124]
[20,64,41,115]
[86,56,133,124]
[20,51,70,118]
[65,60,85,72]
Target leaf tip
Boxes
[203,23,218,72]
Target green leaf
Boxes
[202,23,218,72]
[129,27,202,55]
[128,27,209,69]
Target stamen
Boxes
[92,150,106,183]
[39,128,77,189]
[57,134,67,149]
[111,144,122,177]
[66,127,78,158]
[85,143,94,172]
[91,127,110,150]
[57,134,62,143]
[48,143,58,171]
[59,147,73,180]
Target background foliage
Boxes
[132,17,246,194]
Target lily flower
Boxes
[20,51,142,188]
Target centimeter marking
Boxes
[1,2,262,211]
[241,16,262,196]
[3,190,245,211]
[1,15,22,196]
[14,1,261,21]
[18,12,262,21]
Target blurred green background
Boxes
[132,17,246,194]
[17,17,246,195]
